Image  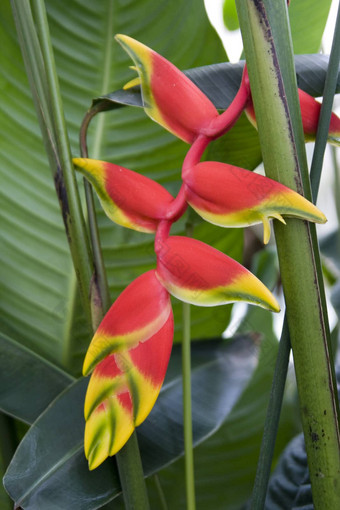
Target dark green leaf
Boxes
[0,333,74,424]
[4,336,259,509]
[264,434,310,509]
[147,322,298,509]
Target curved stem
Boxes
[154,220,172,254]
[182,135,211,176]
[165,184,188,220]
[203,65,250,139]
[79,111,111,326]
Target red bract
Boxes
[245,88,340,146]
[115,34,219,143]
[156,236,280,311]
[73,158,174,233]
[83,270,174,469]
[183,161,327,244]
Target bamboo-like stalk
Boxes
[11,0,94,326]
[236,0,340,507]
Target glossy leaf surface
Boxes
[0,333,73,424]
[4,337,259,509]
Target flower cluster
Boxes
[73,34,333,470]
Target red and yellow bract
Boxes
[83,270,174,470]
[156,236,280,311]
[245,88,340,146]
[73,158,174,233]
[115,34,219,143]
[183,161,327,244]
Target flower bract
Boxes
[83,270,174,469]
[183,161,326,244]
[73,158,173,233]
[245,89,340,146]
[115,34,219,143]
[156,236,280,311]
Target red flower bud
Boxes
[115,34,219,143]
[156,236,280,311]
[73,158,174,233]
[183,161,326,244]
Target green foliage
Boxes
[0,0,339,508]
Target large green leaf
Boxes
[1,0,338,378]
[0,0,234,376]
[0,332,73,424]
[3,336,258,509]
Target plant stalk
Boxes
[236,0,340,507]
[11,0,93,325]
[182,301,196,510]
[250,319,291,509]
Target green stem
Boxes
[11,0,93,325]
[116,433,150,510]
[251,10,340,498]
[79,113,111,327]
[310,2,340,201]
[236,1,340,507]
[182,301,196,510]
[250,319,291,509]
[152,475,169,510]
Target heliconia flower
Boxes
[83,270,174,470]
[115,34,219,144]
[245,89,340,146]
[73,158,174,233]
[182,161,327,244]
[156,236,280,312]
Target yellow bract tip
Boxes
[123,76,141,90]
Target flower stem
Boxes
[310,1,340,202]
[182,300,196,510]
[204,65,250,139]
[250,318,291,509]
[116,433,150,510]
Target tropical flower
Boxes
[156,236,280,311]
[245,88,340,146]
[73,158,173,233]
[83,270,174,469]
[115,34,219,143]
[183,161,327,244]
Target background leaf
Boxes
[288,0,332,54]
[223,0,240,31]
[0,332,73,424]
[3,337,259,510]
[0,0,230,376]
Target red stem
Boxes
[203,64,251,139]
[154,220,172,254]
[182,134,211,177]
